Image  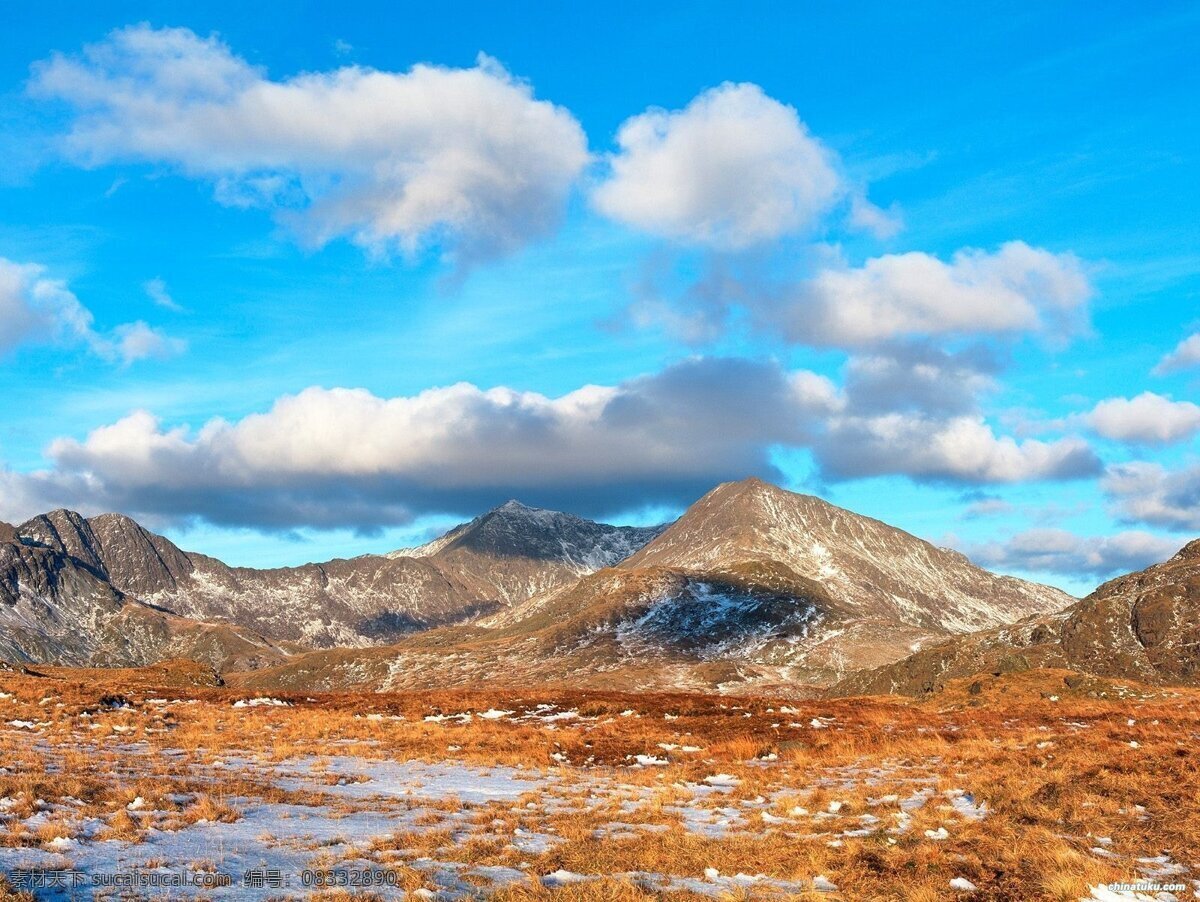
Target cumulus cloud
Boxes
[593,83,844,249]
[814,413,1100,484]
[0,343,1098,529]
[802,341,1097,485]
[0,257,182,364]
[766,241,1092,348]
[18,358,838,530]
[960,528,1182,579]
[32,25,589,261]
[1103,462,1200,531]
[1154,333,1200,375]
[1081,392,1200,444]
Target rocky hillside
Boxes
[230,479,1075,695]
[830,539,1200,697]
[15,503,663,649]
[0,520,283,670]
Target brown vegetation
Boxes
[0,664,1194,900]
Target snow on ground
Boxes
[0,725,1000,900]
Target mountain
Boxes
[14,503,663,650]
[229,478,1074,695]
[830,539,1200,697]
[390,500,664,604]
[0,519,283,670]
[622,478,1070,633]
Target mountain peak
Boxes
[24,508,91,531]
[717,475,782,499]
[624,476,1072,634]
[18,508,106,573]
[710,476,827,510]
[88,512,143,529]
[494,499,537,514]
[728,475,773,490]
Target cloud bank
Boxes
[0,350,1103,531]
[14,359,831,529]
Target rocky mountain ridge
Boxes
[229,479,1077,695]
[16,478,1168,698]
[0,519,283,670]
[830,538,1200,697]
[8,501,667,655]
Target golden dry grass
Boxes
[0,665,1194,900]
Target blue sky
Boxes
[0,2,1197,594]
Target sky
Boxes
[0,1,1197,595]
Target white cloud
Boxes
[593,83,844,249]
[32,26,589,261]
[847,193,903,239]
[815,413,1100,484]
[103,321,187,365]
[0,257,182,364]
[770,241,1092,347]
[23,358,837,529]
[144,277,182,311]
[1082,392,1200,444]
[0,346,1097,529]
[840,343,1001,417]
[802,341,1099,485]
[1153,332,1200,375]
[960,528,1182,579]
[0,258,94,353]
[1103,462,1200,531]
[961,497,1014,518]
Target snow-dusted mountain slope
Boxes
[0,519,283,670]
[623,478,1073,633]
[230,479,1075,696]
[15,503,665,651]
[831,538,1200,697]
